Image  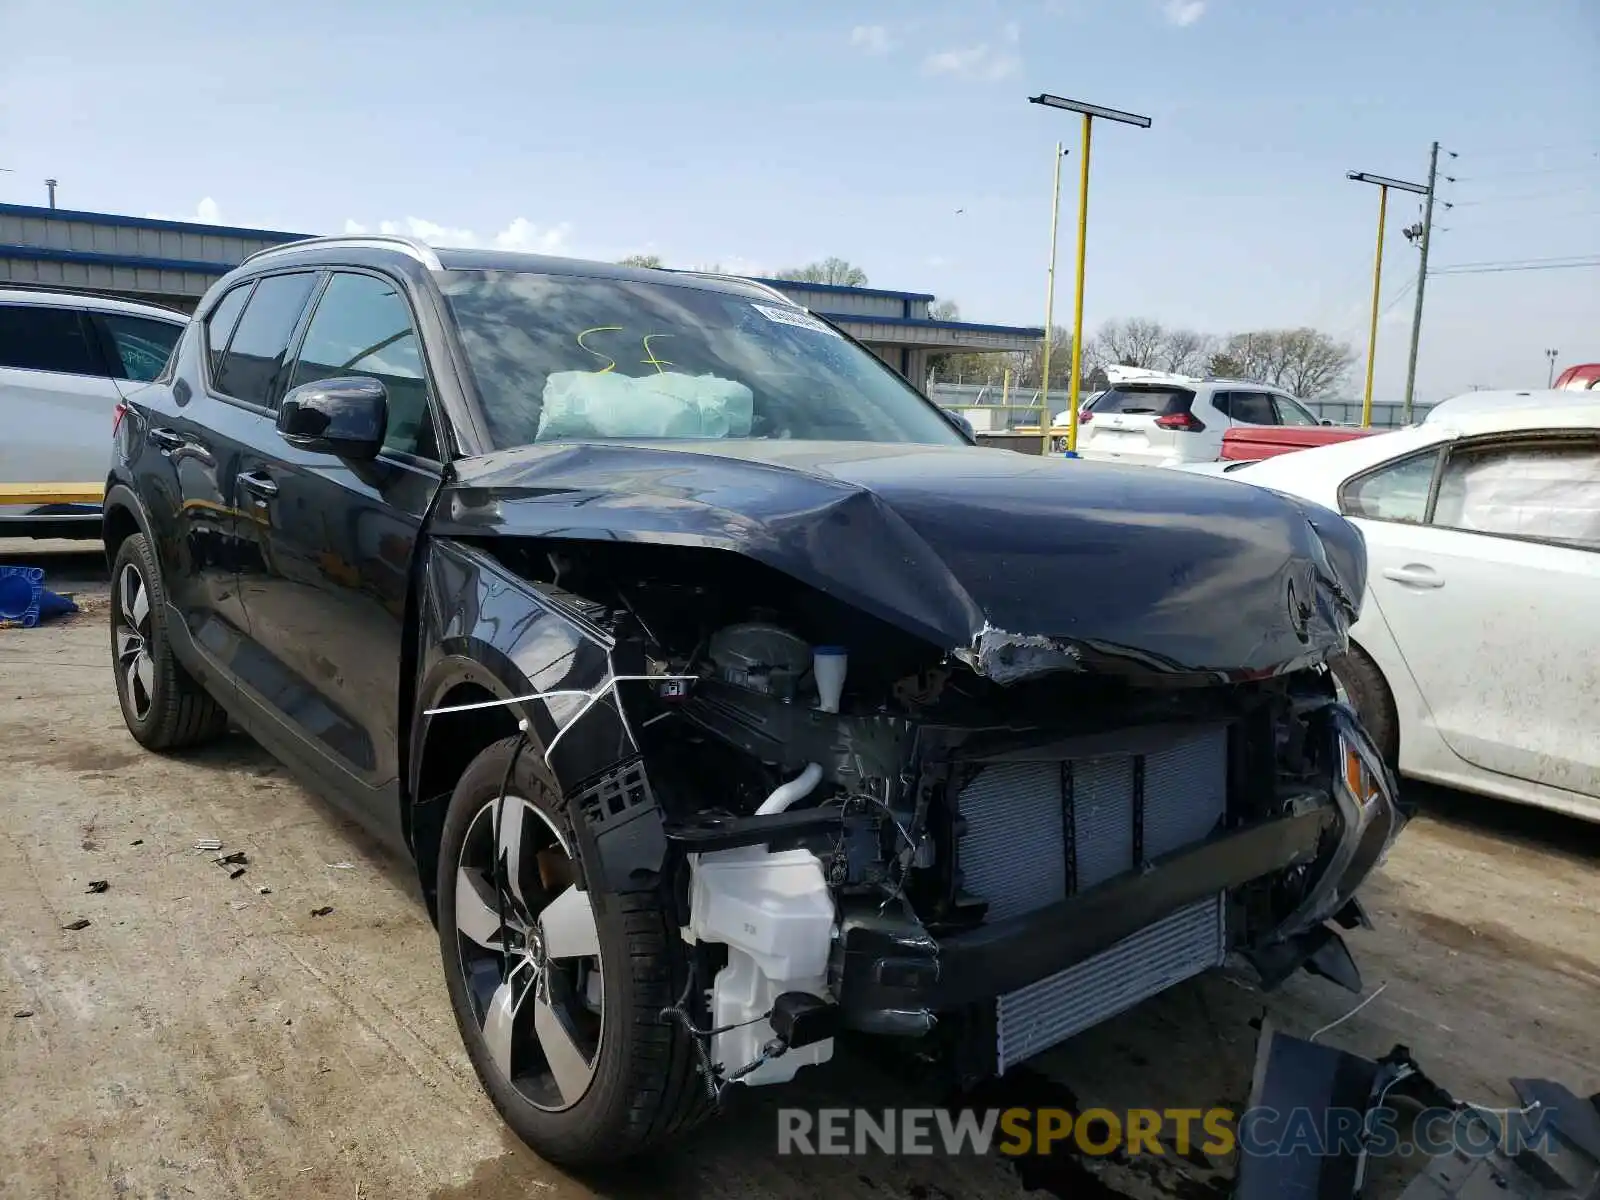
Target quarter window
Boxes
[98,314,183,382]
[203,284,251,379]
[0,305,102,376]
[1340,451,1438,524]
[288,273,437,459]
[213,272,317,407]
[1433,439,1600,548]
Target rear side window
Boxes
[213,272,317,407]
[1219,391,1276,424]
[0,304,103,377]
[204,284,252,380]
[97,314,183,382]
[1272,394,1319,426]
[1094,386,1195,416]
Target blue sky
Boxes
[1,0,1596,401]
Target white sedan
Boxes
[1226,402,1600,821]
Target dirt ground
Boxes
[2,540,1596,1200]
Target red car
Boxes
[1218,423,1378,461]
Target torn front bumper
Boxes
[832,702,1406,1043]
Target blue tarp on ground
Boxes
[0,565,79,628]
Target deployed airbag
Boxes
[538,370,754,441]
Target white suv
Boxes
[0,288,186,538]
[1076,367,1324,467]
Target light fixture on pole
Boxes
[1030,93,1152,456]
[1347,170,1427,428]
[1545,348,1560,388]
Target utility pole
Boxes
[1037,143,1067,455]
[45,179,58,208]
[1347,170,1428,427]
[1400,142,1441,424]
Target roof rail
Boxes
[668,269,797,307]
[239,234,444,271]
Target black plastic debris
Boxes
[228,867,247,880]
[62,919,90,931]
[130,839,143,847]
[13,1010,33,1019]
[217,851,248,866]
[86,880,109,894]
[310,906,333,917]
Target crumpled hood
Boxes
[436,440,1366,683]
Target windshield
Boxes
[438,271,966,449]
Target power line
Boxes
[1452,160,1600,183]
[1431,257,1600,276]
[1452,188,1599,208]
[1449,141,1600,162]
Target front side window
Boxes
[438,271,967,448]
[98,314,183,382]
[1433,438,1600,548]
[289,273,436,459]
[1273,395,1319,426]
[1340,450,1439,524]
[0,304,101,376]
[214,272,317,407]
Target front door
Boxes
[232,270,443,835]
[1359,433,1600,801]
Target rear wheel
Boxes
[436,737,711,1165]
[1328,646,1398,766]
[109,533,228,750]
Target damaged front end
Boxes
[415,444,1404,1096]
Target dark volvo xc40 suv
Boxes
[103,234,1403,1166]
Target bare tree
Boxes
[1208,328,1355,397]
[617,253,664,268]
[928,299,961,321]
[776,257,870,287]
[1091,318,1169,369]
[1158,328,1215,375]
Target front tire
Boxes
[1328,646,1399,767]
[436,736,711,1166]
[109,533,228,750]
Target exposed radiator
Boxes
[957,726,1229,919]
[954,725,1232,1070]
[996,894,1226,1071]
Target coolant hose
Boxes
[754,762,824,816]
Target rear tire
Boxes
[109,533,229,751]
[1328,646,1398,766]
[436,736,712,1166]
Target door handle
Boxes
[147,427,185,452]
[237,471,279,501]
[1382,564,1444,589]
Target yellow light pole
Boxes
[1347,170,1428,428]
[1030,93,1152,455]
[1037,143,1066,455]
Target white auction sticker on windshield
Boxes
[752,303,842,337]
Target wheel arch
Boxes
[102,481,151,571]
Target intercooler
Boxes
[955,725,1231,1071]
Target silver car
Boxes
[0,287,186,538]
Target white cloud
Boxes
[849,24,893,54]
[923,34,1021,81]
[339,215,573,254]
[145,196,225,224]
[1161,0,1205,27]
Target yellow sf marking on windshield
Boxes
[640,333,675,375]
[576,325,623,373]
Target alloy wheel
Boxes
[114,563,156,721]
[455,795,603,1112]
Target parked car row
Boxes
[0,287,187,538]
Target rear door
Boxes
[0,302,121,512]
[1080,383,1202,464]
[1346,433,1600,800]
[232,269,443,818]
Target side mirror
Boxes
[941,408,975,439]
[1320,418,1334,426]
[277,377,387,459]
